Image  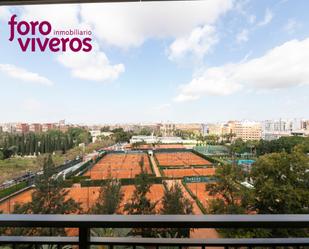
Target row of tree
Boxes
[0,128,91,159]
[207,142,309,237]
[8,157,193,239]
[230,136,309,156]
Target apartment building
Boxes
[159,123,176,136]
[204,123,232,137]
[175,123,203,135]
[29,123,42,133]
[301,120,309,130]
[230,121,262,141]
[42,123,56,132]
[16,123,29,133]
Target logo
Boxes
[8,15,92,52]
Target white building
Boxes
[261,119,305,140]
[90,130,113,143]
[130,135,196,145]
[130,135,157,144]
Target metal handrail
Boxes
[0,214,308,248]
[0,214,308,228]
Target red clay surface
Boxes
[84,153,152,179]
[155,152,211,167]
[163,167,215,178]
[67,184,165,213]
[119,184,165,213]
[0,184,218,239]
[0,183,214,214]
[0,184,165,214]
[0,189,34,213]
[186,183,219,209]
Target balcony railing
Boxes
[0,214,308,248]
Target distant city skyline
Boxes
[1,117,308,126]
[2,118,309,142]
[1,0,309,123]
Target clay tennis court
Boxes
[0,188,34,213]
[0,184,165,214]
[186,183,219,209]
[118,184,165,213]
[84,153,152,179]
[68,184,165,212]
[155,152,211,167]
[162,167,215,178]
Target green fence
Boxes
[80,176,164,187]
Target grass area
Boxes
[0,157,39,184]
[0,139,115,184]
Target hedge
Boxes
[182,181,207,214]
[0,181,28,200]
[80,176,164,187]
[191,149,223,165]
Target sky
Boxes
[0,0,309,124]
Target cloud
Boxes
[258,8,273,26]
[0,7,10,21]
[80,0,232,49]
[236,29,249,43]
[174,65,242,102]
[12,0,233,72]
[174,94,200,102]
[234,0,256,24]
[57,45,125,82]
[168,25,218,62]
[14,0,232,49]
[16,5,124,82]
[20,5,80,30]
[0,64,52,86]
[174,38,309,102]
[284,19,301,34]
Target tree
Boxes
[90,177,125,240]
[204,135,220,145]
[111,128,133,143]
[139,127,152,136]
[160,182,193,237]
[230,138,249,155]
[249,145,309,237]
[101,126,110,132]
[13,155,81,237]
[67,127,91,145]
[256,136,308,155]
[222,133,236,144]
[0,129,92,158]
[91,178,123,214]
[251,145,309,215]
[206,163,249,214]
[206,163,268,238]
[124,158,158,237]
[207,143,309,238]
